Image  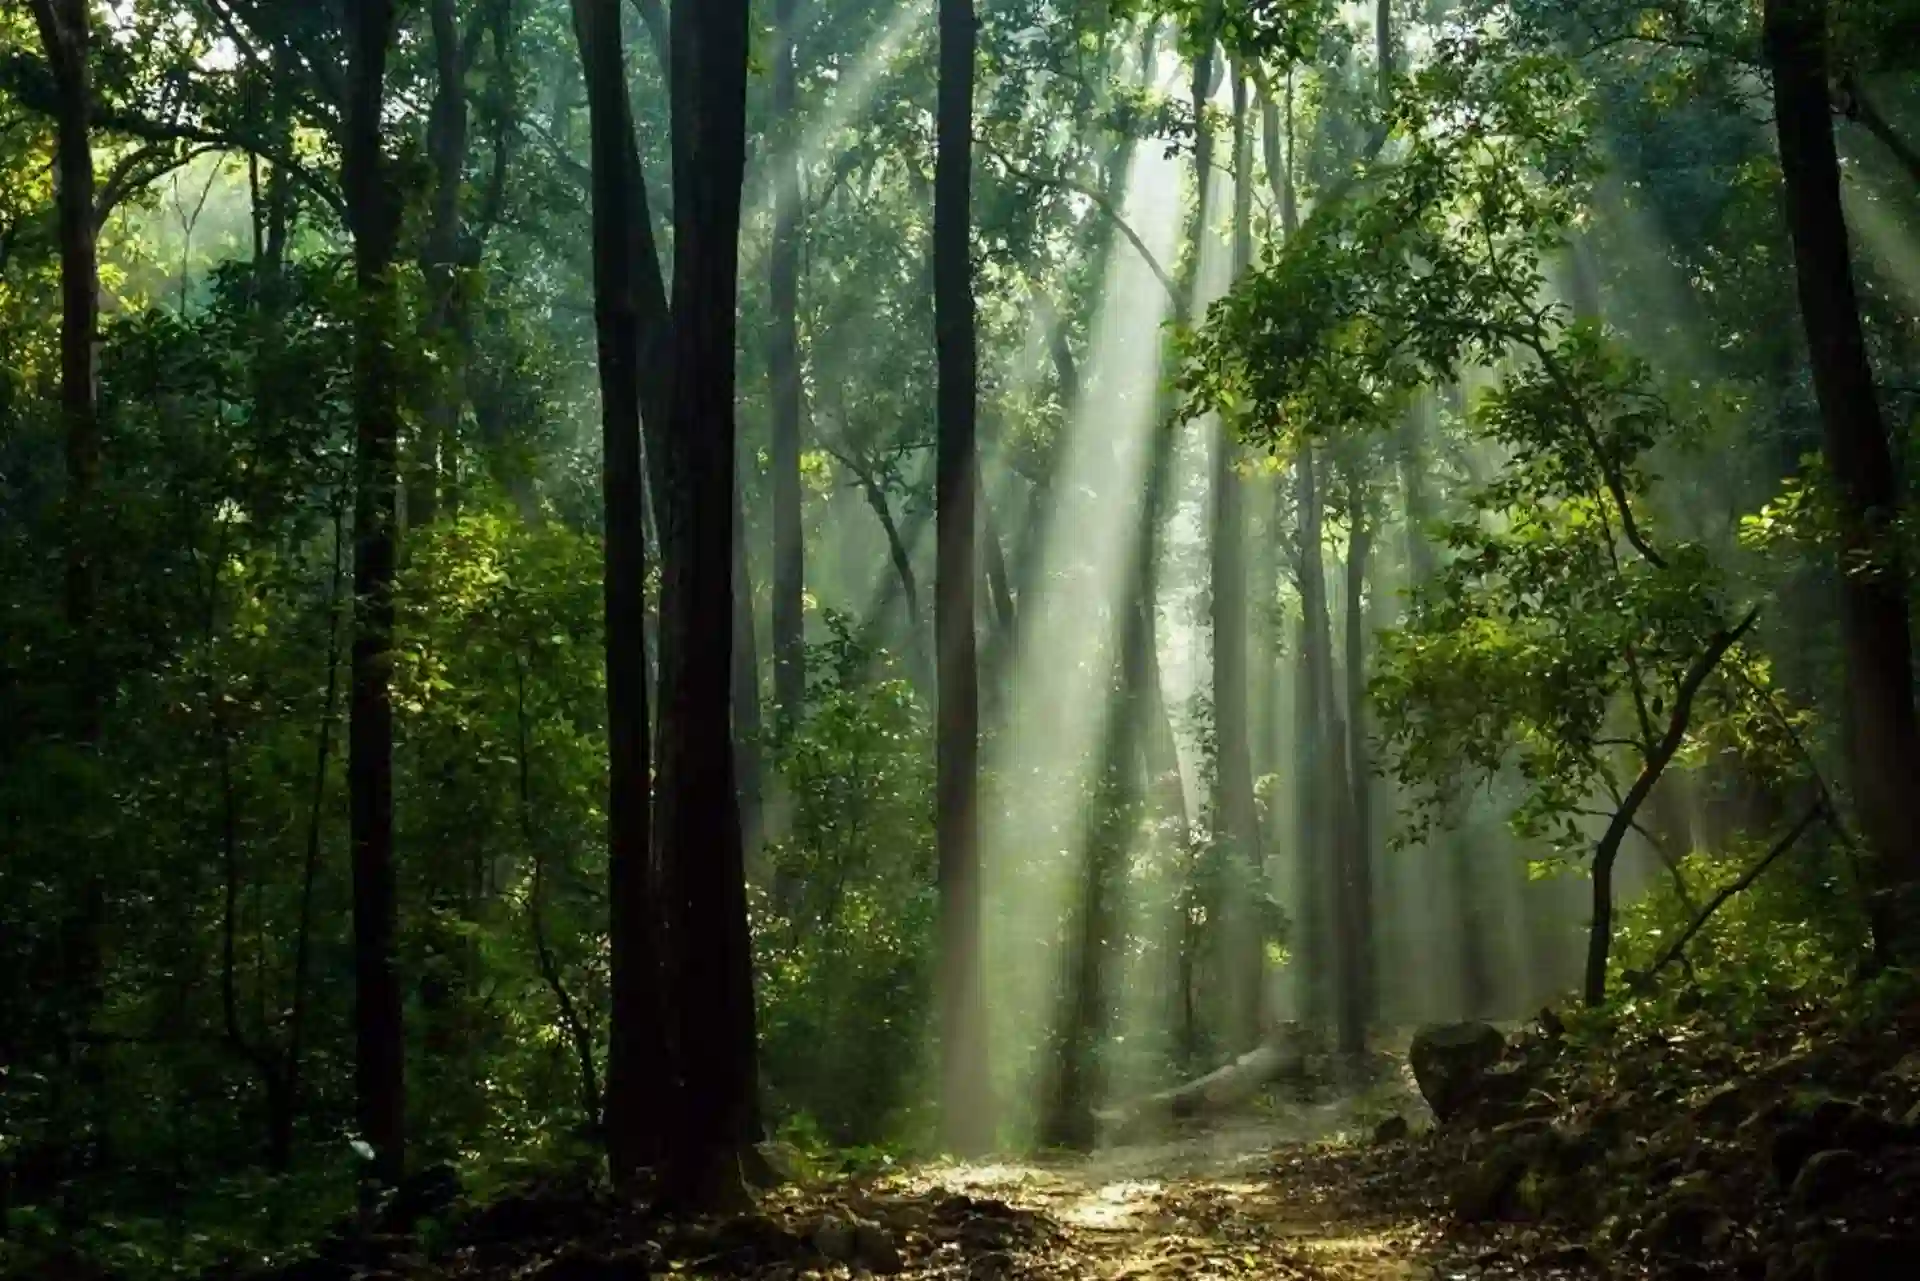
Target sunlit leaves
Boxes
[1181,23,1600,451]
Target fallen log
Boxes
[1096,1025,1321,1139]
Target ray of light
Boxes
[978,130,1188,1130]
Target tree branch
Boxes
[985,147,1179,303]
[1644,803,1826,981]
[1839,75,1920,191]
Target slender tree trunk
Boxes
[1212,65,1262,1053]
[1765,0,1920,952]
[1341,482,1375,1041]
[572,0,668,1183]
[1397,407,1493,1017]
[275,501,346,1173]
[1584,611,1759,1005]
[768,0,806,733]
[733,478,766,864]
[935,0,991,1157]
[1294,451,1337,1034]
[657,0,759,1204]
[28,0,97,685]
[412,0,472,529]
[343,0,406,1189]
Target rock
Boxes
[1372,1115,1410,1144]
[853,1221,903,1275]
[1696,1082,1748,1128]
[1808,1232,1920,1281]
[814,1214,856,1263]
[1773,1123,1825,1190]
[535,1251,650,1281]
[1789,1149,1867,1212]
[1453,1147,1529,1222]
[1467,1062,1538,1123]
[754,1139,805,1185]
[1410,1022,1507,1123]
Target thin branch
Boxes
[985,147,1179,303]
[1644,803,1826,981]
[1840,75,1920,190]
[92,108,345,219]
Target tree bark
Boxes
[27,0,98,718]
[935,0,992,1157]
[410,0,473,529]
[1341,481,1375,1043]
[1584,610,1760,1006]
[657,0,760,1204]
[343,0,406,1189]
[1765,0,1920,954]
[768,0,806,734]
[733,478,766,865]
[1293,449,1340,1037]
[571,0,668,1183]
[1397,407,1493,1017]
[1213,64,1263,1053]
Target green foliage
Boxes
[757,615,937,1146]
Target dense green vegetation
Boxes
[1,0,1917,1275]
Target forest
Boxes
[3,0,1920,1277]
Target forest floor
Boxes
[389,1101,1592,1281]
[824,1101,1601,1281]
[879,1113,1503,1279]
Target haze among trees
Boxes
[2,0,1919,1276]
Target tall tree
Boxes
[570,0,666,1184]
[656,0,760,1202]
[342,0,406,1187]
[768,0,807,732]
[1764,0,1920,951]
[26,0,97,711]
[1215,60,1263,1053]
[935,0,991,1155]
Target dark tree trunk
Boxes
[1765,0,1920,952]
[1584,612,1759,1006]
[935,0,992,1156]
[412,0,479,529]
[343,0,406,1189]
[571,0,668,1183]
[978,465,1016,638]
[657,0,760,1204]
[28,0,98,716]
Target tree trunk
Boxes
[768,0,806,734]
[411,0,472,529]
[1293,449,1339,1037]
[343,0,406,1189]
[935,0,992,1157]
[29,0,98,681]
[1398,404,1491,1017]
[657,0,760,1204]
[1585,611,1759,1006]
[1341,481,1375,1043]
[733,478,766,865]
[1213,64,1262,1053]
[1765,0,1920,953]
[571,0,668,1183]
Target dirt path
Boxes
[881,1111,1442,1280]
